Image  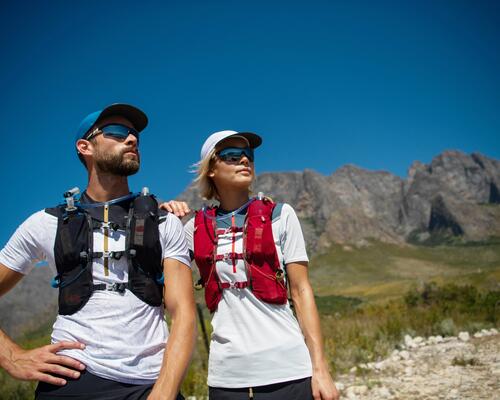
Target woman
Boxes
[166,130,339,400]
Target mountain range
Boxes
[179,150,500,251]
[1,150,499,338]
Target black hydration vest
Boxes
[45,192,166,315]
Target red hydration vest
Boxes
[194,198,288,313]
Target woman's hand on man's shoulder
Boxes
[159,201,191,218]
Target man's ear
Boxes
[76,139,93,156]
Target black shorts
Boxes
[209,377,312,400]
[35,370,185,400]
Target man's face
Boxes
[90,116,140,176]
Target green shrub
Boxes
[483,290,500,323]
[2,283,498,398]
[315,294,362,315]
[0,372,37,400]
[321,282,498,374]
[435,318,457,336]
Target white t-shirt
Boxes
[184,203,313,388]
[0,207,191,385]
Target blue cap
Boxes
[75,103,148,143]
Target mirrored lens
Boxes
[100,124,139,144]
[218,147,254,162]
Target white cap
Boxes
[200,130,262,161]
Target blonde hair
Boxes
[193,149,219,200]
[193,147,255,201]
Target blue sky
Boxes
[1,0,499,246]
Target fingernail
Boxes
[74,372,80,378]
[61,380,67,385]
[80,344,85,349]
[79,364,86,370]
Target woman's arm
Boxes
[287,262,339,400]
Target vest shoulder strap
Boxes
[158,208,169,224]
[271,202,284,221]
[45,205,65,218]
[194,208,216,229]
[246,197,276,219]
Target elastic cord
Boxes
[77,192,139,209]
[202,197,255,221]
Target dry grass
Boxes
[2,240,499,399]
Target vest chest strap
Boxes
[220,281,249,289]
[216,226,244,235]
[92,250,125,260]
[215,252,244,262]
[93,282,128,294]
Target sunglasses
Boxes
[85,124,140,145]
[217,147,254,162]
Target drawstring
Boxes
[231,214,237,274]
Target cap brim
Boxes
[228,132,262,149]
[96,104,148,133]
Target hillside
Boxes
[1,150,499,340]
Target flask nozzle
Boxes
[64,187,80,198]
[64,187,80,211]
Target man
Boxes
[0,104,196,399]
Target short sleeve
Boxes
[183,217,195,253]
[160,213,191,268]
[0,211,55,275]
[279,204,309,265]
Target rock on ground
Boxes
[336,332,500,400]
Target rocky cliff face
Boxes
[1,150,498,338]
[403,151,500,242]
[179,150,500,250]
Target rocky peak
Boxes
[177,150,499,249]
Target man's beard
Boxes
[94,147,140,176]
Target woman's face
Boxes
[209,137,255,192]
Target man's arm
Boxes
[0,263,86,385]
[287,262,339,400]
[148,258,197,400]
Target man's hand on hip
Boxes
[5,341,86,386]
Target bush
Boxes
[320,282,499,374]
[435,318,457,337]
[483,290,500,323]
[404,281,499,320]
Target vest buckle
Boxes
[102,221,120,231]
[102,251,123,260]
[109,282,127,294]
[221,281,249,289]
[194,278,204,291]
[275,269,284,281]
